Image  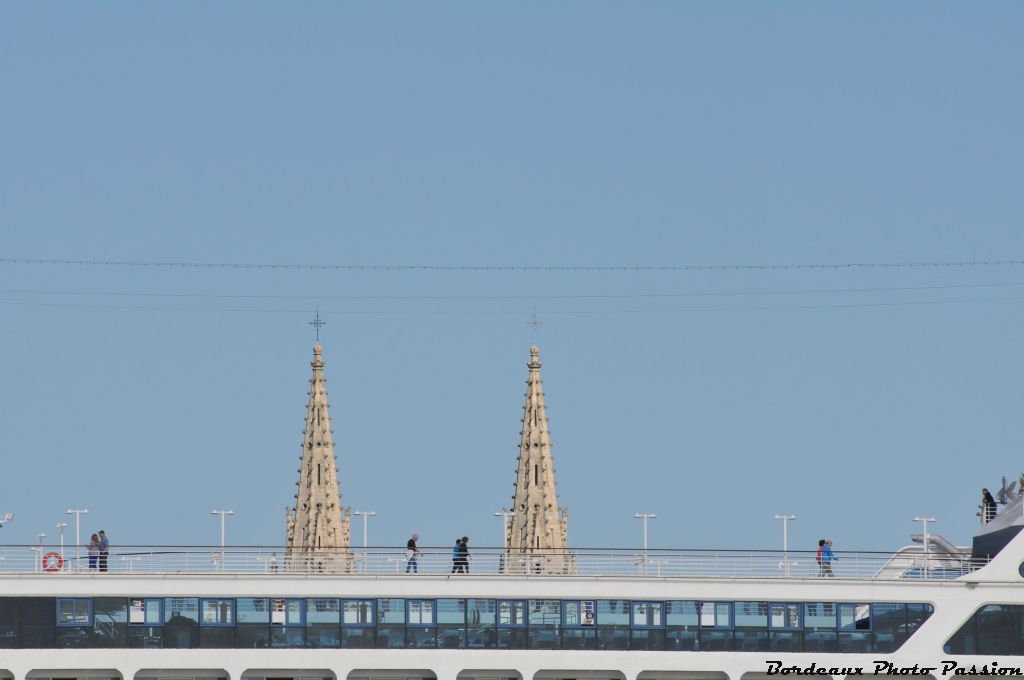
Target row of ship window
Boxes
[0,597,931,653]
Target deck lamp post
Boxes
[772,514,797,577]
[65,508,89,573]
[914,516,936,579]
[353,511,377,573]
[634,513,656,576]
[34,533,46,574]
[56,522,68,563]
[494,508,516,573]
[210,510,234,572]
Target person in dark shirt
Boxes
[457,536,470,574]
[983,488,998,524]
[405,533,420,573]
[98,530,110,572]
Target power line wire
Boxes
[1,294,1021,316]
[3,280,1024,301]
[4,257,1024,272]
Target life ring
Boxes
[42,551,63,572]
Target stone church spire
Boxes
[286,343,351,571]
[506,344,571,573]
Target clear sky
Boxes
[1,3,1023,555]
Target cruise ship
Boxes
[2,344,1023,680]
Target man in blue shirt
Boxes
[820,539,837,577]
[98,530,110,572]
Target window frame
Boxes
[56,598,93,627]
[271,597,305,626]
[631,600,666,629]
[497,599,527,628]
[699,601,733,629]
[769,602,802,630]
[839,603,872,631]
[199,598,235,627]
[406,599,436,627]
[128,598,163,626]
[563,599,596,628]
[342,598,376,627]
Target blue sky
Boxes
[1,3,1023,554]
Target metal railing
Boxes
[0,545,989,580]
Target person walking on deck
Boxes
[983,488,998,524]
[820,539,837,577]
[405,533,421,573]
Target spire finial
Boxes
[309,308,326,343]
[527,305,542,344]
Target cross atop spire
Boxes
[309,309,326,343]
[528,305,542,344]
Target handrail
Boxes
[0,545,988,580]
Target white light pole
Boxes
[914,516,936,578]
[210,510,234,572]
[634,513,656,575]
[494,508,516,573]
[772,514,797,577]
[56,522,69,563]
[353,511,377,573]
[35,533,47,573]
[66,508,89,573]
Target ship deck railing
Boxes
[0,545,989,580]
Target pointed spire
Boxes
[286,343,351,571]
[507,344,571,573]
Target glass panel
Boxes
[666,600,699,627]
[201,599,234,625]
[58,598,91,625]
[307,598,340,625]
[700,602,731,628]
[406,626,436,648]
[307,624,341,648]
[770,630,799,652]
[562,628,599,649]
[437,599,465,625]
[198,625,233,648]
[341,626,374,648]
[163,598,199,648]
[804,602,836,629]
[270,626,304,648]
[839,603,871,630]
[438,623,465,648]
[408,600,434,625]
[128,625,164,648]
[498,600,525,626]
[529,600,560,626]
[871,603,907,653]
[467,599,496,648]
[286,599,303,625]
[630,628,664,650]
[237,598,270,624]
[597,600,629,626]
[92,597,128,648]
[343,599,374,625]
[734,602,767,628]
[770,603,800,629]
[375,624,405,648]
[377,598,405,624]
[235,624,270,648]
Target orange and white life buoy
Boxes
[42,551,63,572]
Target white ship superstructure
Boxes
[0,530,1021,680]
[4,343,1024,679]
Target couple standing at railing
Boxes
[87,530,110,571]
[404,534,470,573]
